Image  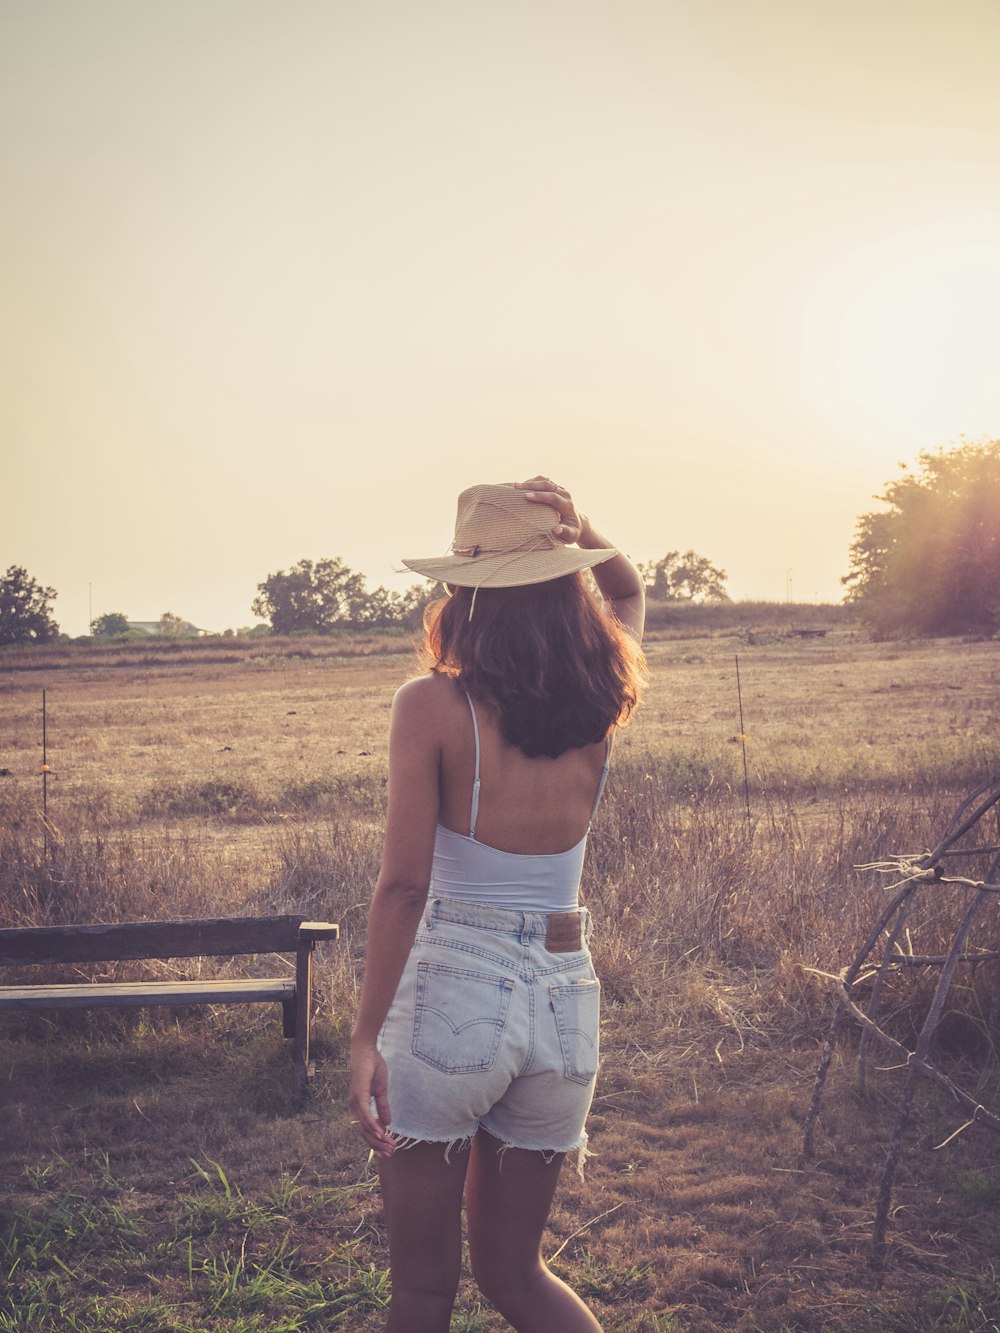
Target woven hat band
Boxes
[451,531,560,559]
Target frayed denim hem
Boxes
[385,1131,474,1165]
[491,1128,591,1182]
[379,1127,591,1180]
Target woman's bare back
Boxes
[426,674,609,855]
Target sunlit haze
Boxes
[4,0,1000,636]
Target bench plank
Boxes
[300,922,340,942]
[0,916,312,966]
[0,978,295,1011]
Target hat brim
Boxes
[401,545,618,589]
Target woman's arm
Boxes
[576,512,645,643]
[348,678,440,1155]
[516,478,645,642]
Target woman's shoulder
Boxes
[392,672,465,720]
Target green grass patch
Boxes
[0,1144,390,1333]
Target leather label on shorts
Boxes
[545,913,581,953]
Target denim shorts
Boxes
[378,896,600,1162]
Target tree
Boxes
[350,583,431,629]
[252,558,370,633]
[252,558,431,633]
[0,565,60,645]
[638,551,730,602]
[91,611,130,638]
[157,612,193,637]
[843,440,1000,637]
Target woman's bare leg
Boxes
[377,1140,471,1333]
[466,1128,604,1332]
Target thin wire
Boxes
[735,655,751,831]
[42,688,49,863]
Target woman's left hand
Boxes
[348,1041,396,1157]
[515,477,582,544]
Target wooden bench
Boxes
[0,915,339,1097]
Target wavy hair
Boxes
[421,574,645,758]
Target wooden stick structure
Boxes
[802,773,1000,1269]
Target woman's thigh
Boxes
[465,1128,564,1274]
[378,1140,471,1292]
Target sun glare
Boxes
[800,216,1000,453]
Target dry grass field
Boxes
[2,622,1000,1331]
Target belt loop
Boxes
[427,899,438,931]
[518,912,531,945]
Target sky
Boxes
[3,0,1000,636]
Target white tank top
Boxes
[428,691,611,912]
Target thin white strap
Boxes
[462,686,482,838]
[588,733,613,823]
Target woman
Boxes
[348,477,645,1332]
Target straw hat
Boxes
[402,483,617,589]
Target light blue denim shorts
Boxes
[378,896,600,1162]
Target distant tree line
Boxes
[89,611,202,639]
[250,551,734,634]
[251,559,431,634]
[4,442,998,644]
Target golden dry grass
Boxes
[2,626,1000,1330]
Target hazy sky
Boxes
[4,0,1000,635]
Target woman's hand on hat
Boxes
[515,477,582,545]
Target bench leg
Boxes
[293,944,313,1099]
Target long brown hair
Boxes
[422,574,645,758]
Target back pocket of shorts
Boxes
[549,979,601,1085]
[412,962,515,1073]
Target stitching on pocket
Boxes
[412,961,515,1073]
[549,979,601,1085]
